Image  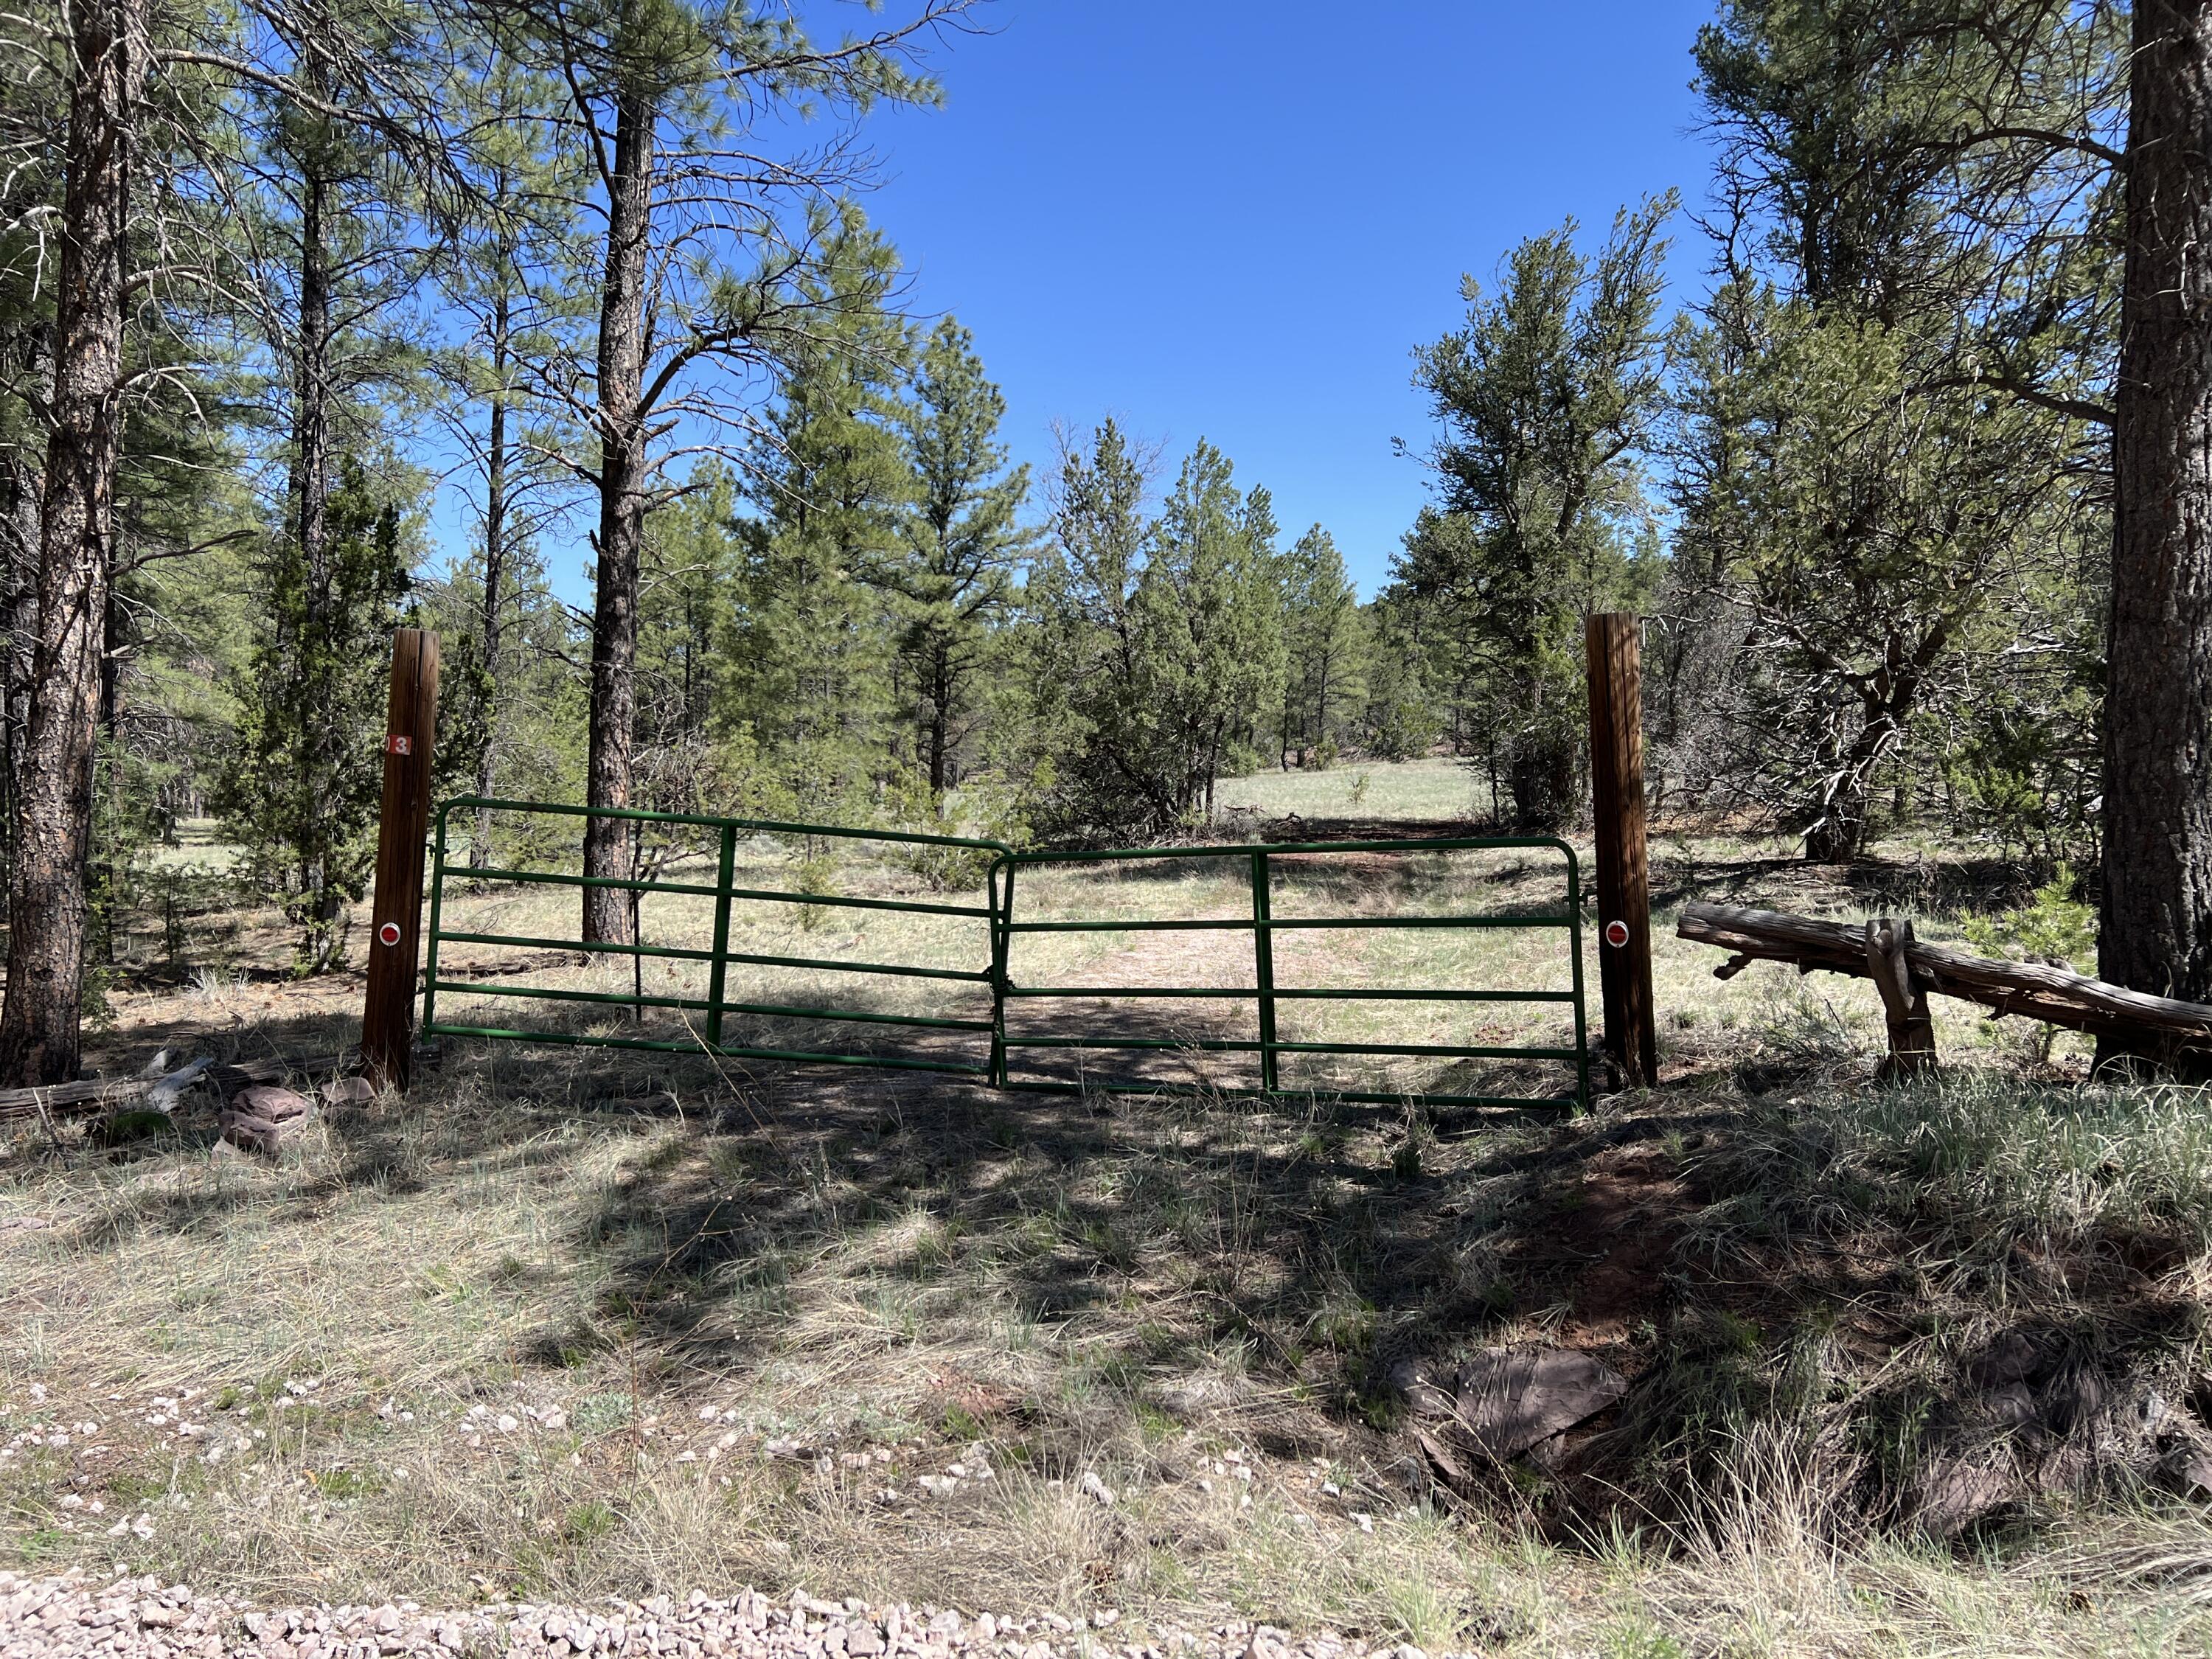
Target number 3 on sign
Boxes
[385,734,411,756]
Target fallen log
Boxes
[0,1051,352,1124]
[1677,900,2212,1065]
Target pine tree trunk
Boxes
[582,84,654,943]
[927,650,950,802]
[0,0,145,1086]
[293,145,341,967]
[0,347,44,877]
[472,285,511,870]
[2102,0,2212,1009]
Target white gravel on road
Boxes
[0,1571,1441,1659]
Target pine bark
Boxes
[925,647,952,800]
[0,332,46,873]
[0,0,147,1085]
[471,282,511,869]
[2102,0,2212,1007]
[581,83,654,942]
[292,149,341,963]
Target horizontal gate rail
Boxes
[990,835,1588,1111]
[421,797,1009,1075]
[1004,985,1579,1002]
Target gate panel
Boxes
[419,800,1590,1110]
[421,798,1010,1076]
[990,836,1589,1110]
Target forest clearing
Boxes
[11,0,2212,1652]
[5,761,2212,1658]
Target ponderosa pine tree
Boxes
[237,74,431,966]
[879,318,1029,801]
[722,220,911,820]
[2103,0,2212,1009]
[0,0,453,1078]
[1275,525,1363,769]
[493,0,970,943]
[0,0,149,1082]
[433,41,574,867]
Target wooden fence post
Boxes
[1864,917,1938,1078]
[361,630,439,1091]
[1585,612,1658,1087]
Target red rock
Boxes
[234,1085,313,1121]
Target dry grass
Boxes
[4,763,2209,1655]
[7,1054,2210,1655]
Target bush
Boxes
[1961,865,2095,971]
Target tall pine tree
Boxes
[877,318,1029,801]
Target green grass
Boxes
[1214,757,1491,825]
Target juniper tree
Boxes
[1674,0,2116,864]
[1136,450,1284,817]
[1402,198,1672,830]
[1028,427,1285,838]
[1669,282,2079,860]
[217,458,411,970]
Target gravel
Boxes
[0,1571,1439,1659]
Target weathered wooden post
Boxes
[1864,917,1938,1077]
[360,629,439,1091]
[1585,612,1658,1087]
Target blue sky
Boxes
[505,1,1722,608]
[855,0,1721,597]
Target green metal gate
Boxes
[419,801,1588,1109]
[421,799,1012,1078]
[990,837,1588,1110]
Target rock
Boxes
[235,1085,313,1122]
[2157,1441,2212,1503]
[321,1077,377,1108]
[1969,1330,2045,1388]
[1385,1357,1456,1419]
[1079,1470,1116,1506]
[1450,1349,1628,1458]
[847,1624,886,1655]
[1916,1457,2015,1536]
[219,1112,286,1155]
